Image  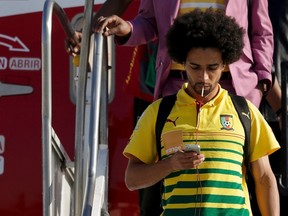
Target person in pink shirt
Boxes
[95,0,273,108]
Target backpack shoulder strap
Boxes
[155,94,177,160]
[229,94,251,171]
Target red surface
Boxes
[0,1,140,215]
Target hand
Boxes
[257,80,269,96]
[65,31,82,56]
[169,150,205,171]
[94,15,132,37]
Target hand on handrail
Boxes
[65,31,82,57]
[94,15,131,38]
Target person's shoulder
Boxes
[149,98,162,109]
[244,99,266,121]
[139,98,162,119]
[245,99,258,112]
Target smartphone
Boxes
[184,144,201,154]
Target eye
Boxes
[207,64,221,71]
[186,64,200,71]
[190,65,200,70]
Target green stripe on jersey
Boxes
[162,207,249,216]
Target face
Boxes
[184,48,225,102]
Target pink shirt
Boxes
[119,0,273,107]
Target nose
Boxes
[199,70,209,82]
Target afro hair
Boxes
[166,8,245,65]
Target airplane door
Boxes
[0,12,43,215]
[0,10,76,215]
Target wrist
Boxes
[258,80,269,96]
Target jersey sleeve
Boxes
[123,100,160,164]
[248,101,280,162]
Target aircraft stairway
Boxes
[42,0,113,215]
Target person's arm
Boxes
[251,155,280,216]
[125,152,205,191]
[66,0,133,55]
[95,0,157,45]
[93,0,133,21]
[95,15,132,38]
[265,77,282,113]
[264,77,287,129]
[250,0,274,92]
[92,0,133,34]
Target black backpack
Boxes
[139,93,255,216]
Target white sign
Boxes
[9,57,41,71]
[0,34,29,52]
[0,57,41,71]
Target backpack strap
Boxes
[230,94,251,172]
[155,94,177,160]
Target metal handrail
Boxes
[73,0,95,214]
[82,32,105,216]
[42,1,75,215]
[42,0,91,215]
[42,0,110,215]
[42,1,82,215]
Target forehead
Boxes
[186,48,222,64]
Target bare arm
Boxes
[93,0,133,33]
[264,77,287,129]
[125,151,205,191]
[251,155,280,216]
[95,15,132,37]
[93,0,133,22]
[66,0,133,55]
[265,78,282,113]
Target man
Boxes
[95,0,273,108]
[123,10,280,215]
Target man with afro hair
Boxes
[123,9,280,216]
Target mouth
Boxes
[201,86,205,97]
[195,83,210,97]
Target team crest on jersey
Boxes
[220,115,234,130]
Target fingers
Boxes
[171,151,205,171]
[95,16,117,35]
[94,15,109,34]
[65,41,80,56]
[192,154,205,167]
[182,152,204,167]
[93,15,131,37]
[65,31,82,56]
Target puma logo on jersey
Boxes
[166,117,179,127]
[241,112,250,119]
